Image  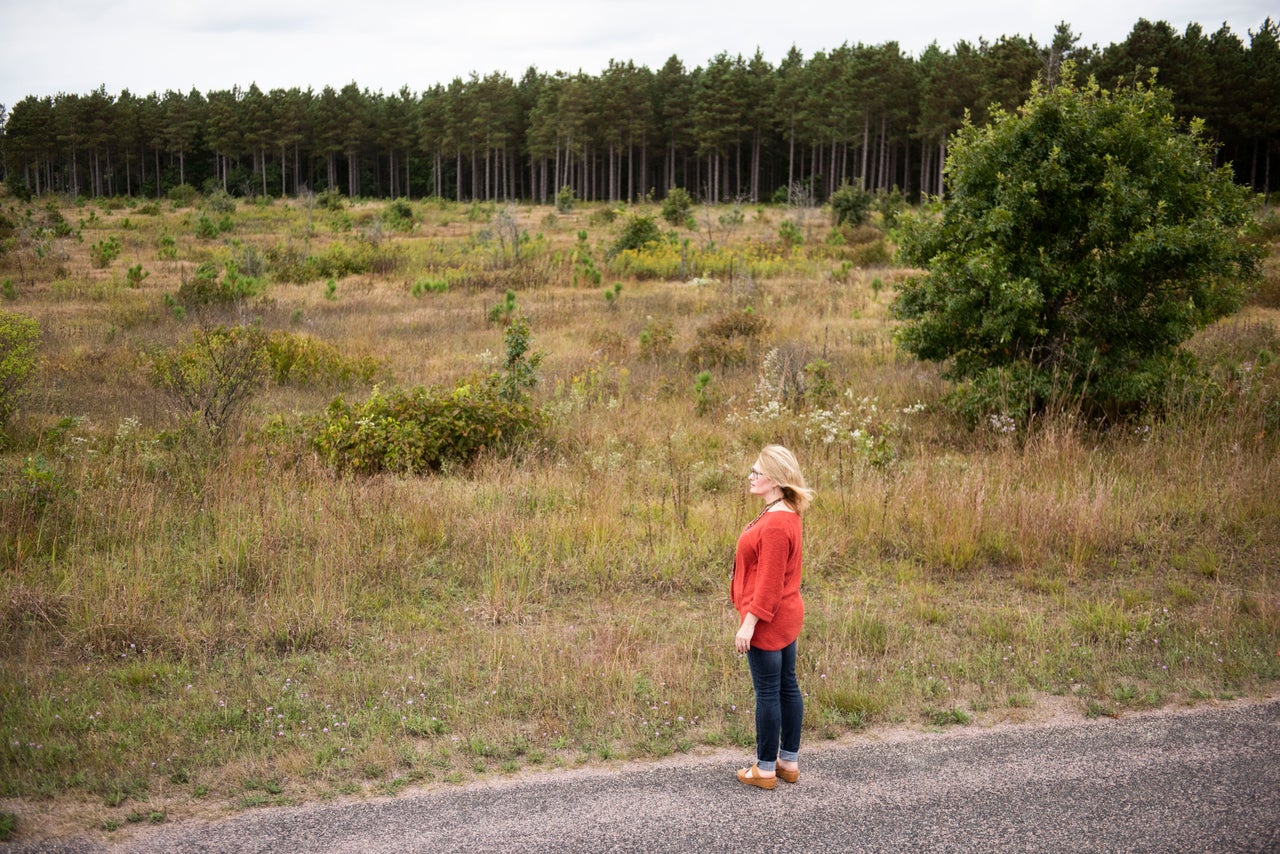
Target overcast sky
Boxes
[1,0,1274,109]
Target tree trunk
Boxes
[860,115,870,191]
[878,114,888,191]
[554,141,562,198]
[787,123,796,196]
[937,141,946,199]
[750,129,760,203]
[1264,138,1273,200]
[737,142,745,199]
[810,145,819,199]
[919,141,929,199]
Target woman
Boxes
[731,444,814,790]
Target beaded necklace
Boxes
[744,497,785,531]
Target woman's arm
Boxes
[744,527,791,623]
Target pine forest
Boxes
[2,18,1279,205]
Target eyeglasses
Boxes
[749,468,765,479]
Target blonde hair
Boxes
[755,444,815,513]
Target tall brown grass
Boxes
[1,194,1277,833]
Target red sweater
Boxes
[731,510,804,651]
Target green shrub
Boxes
[609,214,663,257]
[693,370,716,416]
[874,188,907,228]
[851,239,891,267]
[556,185,575,214]
[779,219,803,249]
[639,316,675,362]
[829,182,872,227]
[467,201,495,223]
[0,310,40,430]
[687,308,768,369]
[234,244,268,278]
[411,277,449,296]
[603,282,622,308]
[836,223,884,247]
[266,240,401,284]
[157,234,178,259]
[264,331,383,387]
[5,179,34,203]
[195,215,219,240]
[316,189,346,211]
[573,244,602,287]
[39,202,74,238]
[89,235,122,268]
[174,261,264,307]
[167,184,198,207]
[312,384,542,475]
[150,325,269,437]
[490,315,543,403]
[803,358,837,408]
[488,289,518,325]
[661,187,694,226]
[195,213,233,240]
[588,207,619,226]
[16,453,73,516]
[384,198,415,231]
[204,190,237,214]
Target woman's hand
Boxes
[735,614,759,653]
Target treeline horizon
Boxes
[2,16,1277,206]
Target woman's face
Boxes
[748,458,774,499]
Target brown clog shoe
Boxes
[777,766,799,784]
[736,764,777,790]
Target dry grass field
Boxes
[1,190,1277,837]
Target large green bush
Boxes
[609,213,664,258]
[150,325,270,437]
[661,187,694,226]
[264,331,383,387]
[166,184,198,207]
[384,198,415,231]
[895,73,1261,424]
[829,182,872,227]
[312,316,544,474]
[174,261,265,307]
[265,240,402,283]
[312,385,541,475]
[0,311,40,431]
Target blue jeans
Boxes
[746,640,802,772]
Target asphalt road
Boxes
[10,697,1279,853]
